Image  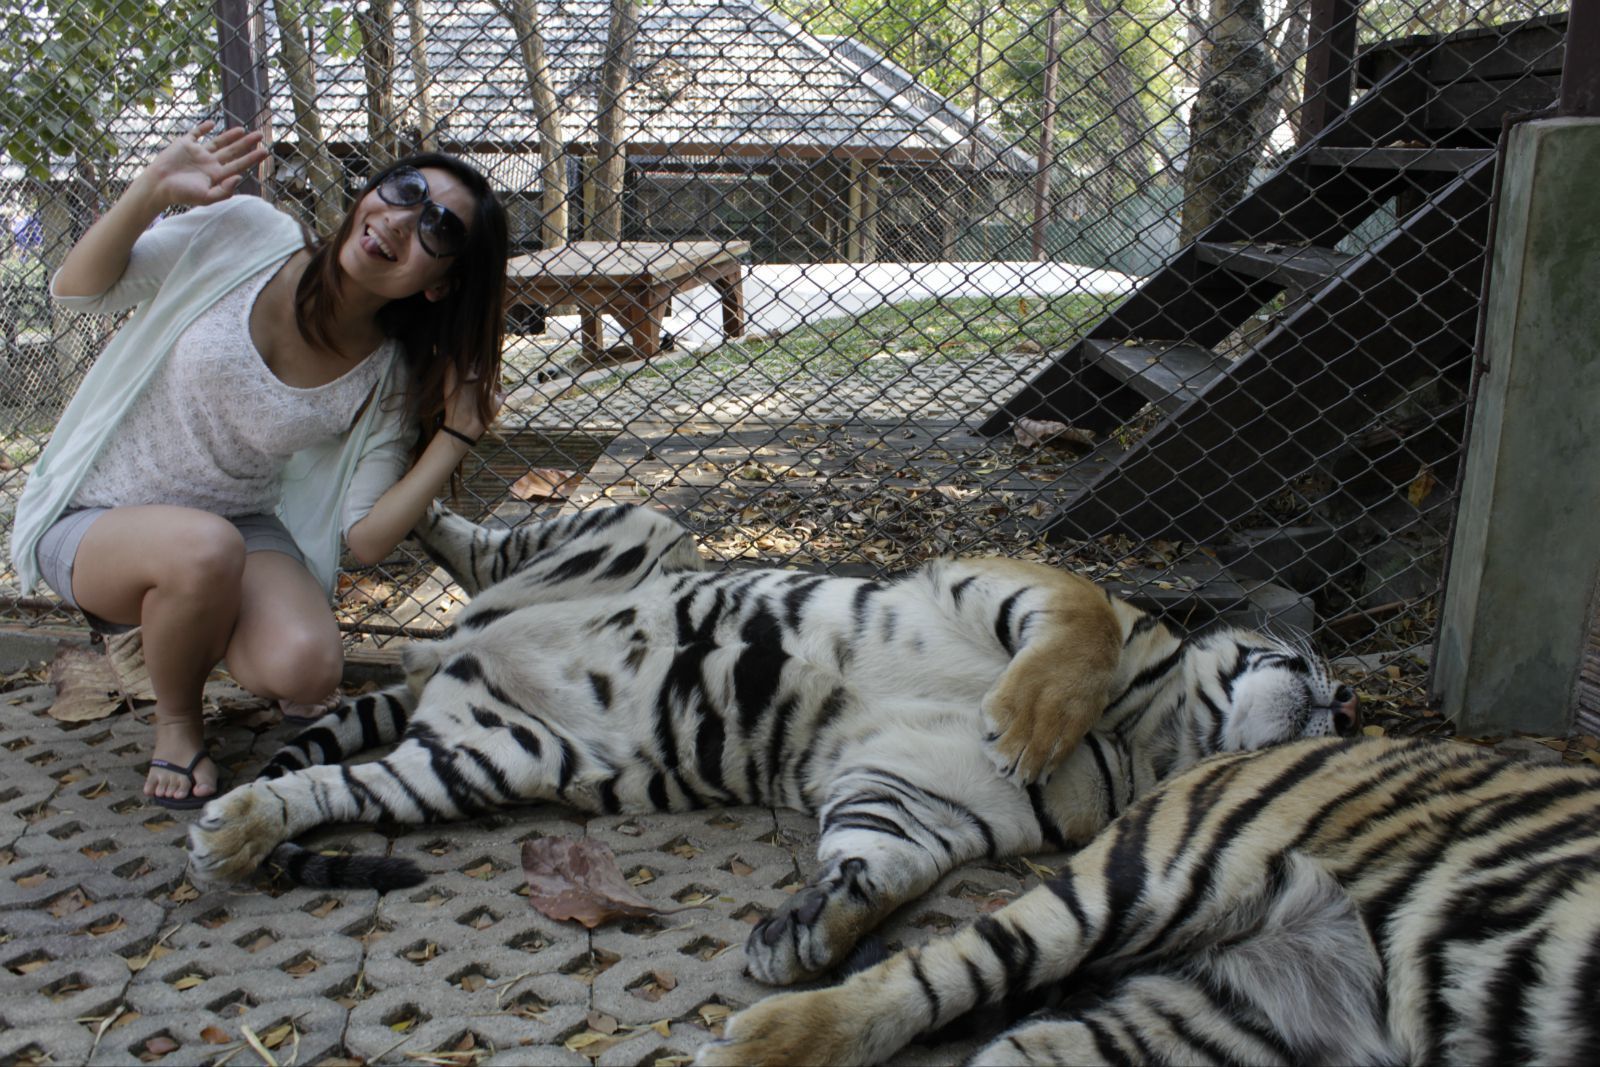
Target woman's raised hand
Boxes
[441,362,504,444]
[135,121,271,210]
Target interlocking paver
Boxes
[0,660,1046,1064]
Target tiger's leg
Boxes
[745,739,1043,985]
[188,705,588,885]
[702,747,1361,1066]
[413,503,701,596]
[943,559,1122,786]
[250,683,416,779]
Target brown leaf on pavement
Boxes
[521,837,708,929]
[47,647,125,722]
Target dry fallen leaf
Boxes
[200,1025,232,1045]
[46,647,125,723]
[1012,417,1096,451]
[509,468,581,501]
[521,838,708,929]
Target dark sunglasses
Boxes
[375,166,469,258]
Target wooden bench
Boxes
[505,240,750,364]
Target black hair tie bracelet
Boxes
[439,425,479,447]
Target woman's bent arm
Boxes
[54,124,268,299]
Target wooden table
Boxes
[505,240,750,363]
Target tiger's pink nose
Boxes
[1333,685,1360,736]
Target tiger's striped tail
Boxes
[265,842,426,892]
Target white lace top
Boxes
[72,261,393,517]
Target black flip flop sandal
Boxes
[147,749,224,811]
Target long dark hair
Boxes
[294,153,509,453]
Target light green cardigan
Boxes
[10,197,413,595]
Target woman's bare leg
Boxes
[71,506,245,802]
[223,550,343,706]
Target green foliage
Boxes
[774,0,1186,180]
[0,0,217,179]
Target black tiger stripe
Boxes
[1027,782,1068,850]
[909,952,943,1026]
[974,915,1039,991]
[964,956,991,1007]
[762,696,799,800]
[597,776,621,815]
[789,687,847,805]
[948,574,977,607]
[603,607,637,629]
[850,581,883,636]
[1106,643,1185,712]
[601,543,647,579]
[1077,1014,1135,1067]
[1572,926,1600,1046]
[825,793,952,853]
[993,589,1024,656]
[588,672,613,710]
[1144,742,1347,952]
[821,811,918,843]
[692,702,730,797]
[1190,969,1296,1060]
[733,606,787,734]
[1147,1004,1234,1063]
[547,546,607,583]
[646,771,671,811]
[1482,926,1548,1064]
[782,575,826,628]
[1124,612,1160,644]
[855,768,997,855]
[459,606,514,631]
[459,744,515,801]
[1197,688,1226,754]
[1083,736,1121,820]
[444,654,484,683]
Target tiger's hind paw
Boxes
[186,783,288,886]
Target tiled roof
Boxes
[282,0,1031,171]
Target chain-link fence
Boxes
[0,0,1573,706]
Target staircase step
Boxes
[1306,146,1496,172]
[1084,340,1226,412]
[1195,242,1354,288]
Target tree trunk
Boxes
[1180,0,1275,244]
[587,0,636,242]
[399,0,437,151]
[358,0,398,171]
[497,0,569,248]
[271,0,345,235]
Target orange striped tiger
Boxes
[699,737,1600,1064]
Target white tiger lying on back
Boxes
[189,504,1358,985]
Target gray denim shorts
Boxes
[36,507,304,622]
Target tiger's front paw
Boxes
[745,858,875,984]
[695,988,863,1066]
[186,783,287,886]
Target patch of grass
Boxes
[583,291,1119,389]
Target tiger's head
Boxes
[1201,632,1361,752]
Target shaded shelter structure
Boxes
[252,0,1034,262]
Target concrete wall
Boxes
[1435,116,1600,735]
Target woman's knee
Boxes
[242,625,343,702]
[162,516,247,594]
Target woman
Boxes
[10,123,509,808]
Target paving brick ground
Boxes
[0,680,1049,1066]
